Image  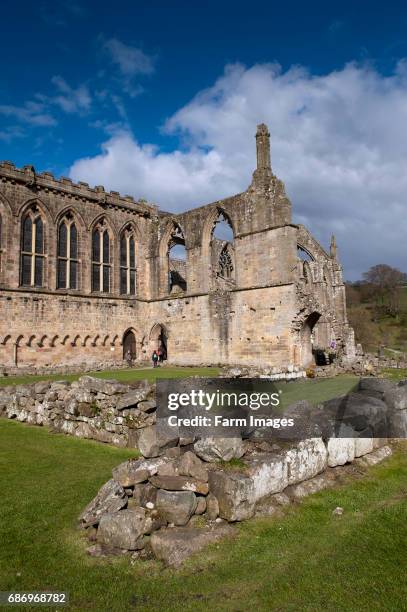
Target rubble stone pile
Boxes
[77,377,406,566]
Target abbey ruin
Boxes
[0,124,355,371]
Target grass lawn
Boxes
[278,375,358,407]
[0,366,221,388]
[0,365,362,407]
[381,367,407,381]
[0,420,406,611]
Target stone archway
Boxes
[300,312,321,368]
[149,324,168,360]
[123,329,137,361]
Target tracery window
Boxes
[21,205,45,287]
[92,220,112,293]
[120,227,137,295]
[218,245,234,279]
[211,210,235,286]
[57,213,79,289]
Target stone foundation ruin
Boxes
[1,373,405,566]
[69,376,404,567]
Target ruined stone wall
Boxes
[0,124,355,371]
[0,376,157,447]
[0,289,146,367]
[143,284,297,367]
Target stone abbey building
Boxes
[0,124,355,371]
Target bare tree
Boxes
[363,264,407,316]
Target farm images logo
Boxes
[156,378,318,440]
[156,378,406,441]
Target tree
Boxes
[348,305,381,350]
[362,264,407,317]
[345,283,361,306]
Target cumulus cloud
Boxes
[69,61,407,279]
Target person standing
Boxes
[125,349,133,368]
[152,350,158,368]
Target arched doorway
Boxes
[123,329,136,361]
[150,324,168,360]
[300,312,321,368]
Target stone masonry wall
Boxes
[0,124,355,371]
[0,376,157,447]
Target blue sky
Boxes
[1,0,407,278]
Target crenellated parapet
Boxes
[0,160,157,218]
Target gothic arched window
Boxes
[21,205,45,287]
[218,244,234,279]
[120,227,137,295]
[57,213,79,289]
[211,211,235,286]
[92,220,112,293]
[167,224,187,293]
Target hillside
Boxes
[346,285,407,356]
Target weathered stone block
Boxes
[178,450,208,482]
[116,388,151,410]
[97,509,146,550]
[79,479,127,527]
[149,474,209,495]
[150,525,234,567]
[136,422,178,458]
[112,457,166,486]
[354,437,374,457]
[284,438,327,485]
[155,490,197,526]
[194,437,245,462]
[208,470,255,521]
[327,437,355,467]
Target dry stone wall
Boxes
[0,376,157,447]
[73,376,406,566]
[1,373,404,565]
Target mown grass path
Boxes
[0,420,406,611]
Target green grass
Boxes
[0,420,406,611]
[380,367,407,381]
[278,375,358,407]
[0,366,220,388]
[0,366,361,408]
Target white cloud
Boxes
[0,125,25,142]
[0,100,56,127]
[50,76,91,113]
[102,38,155,98]
[0,76,91,134]
[69,61,407,279]
[104,38,155,77]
